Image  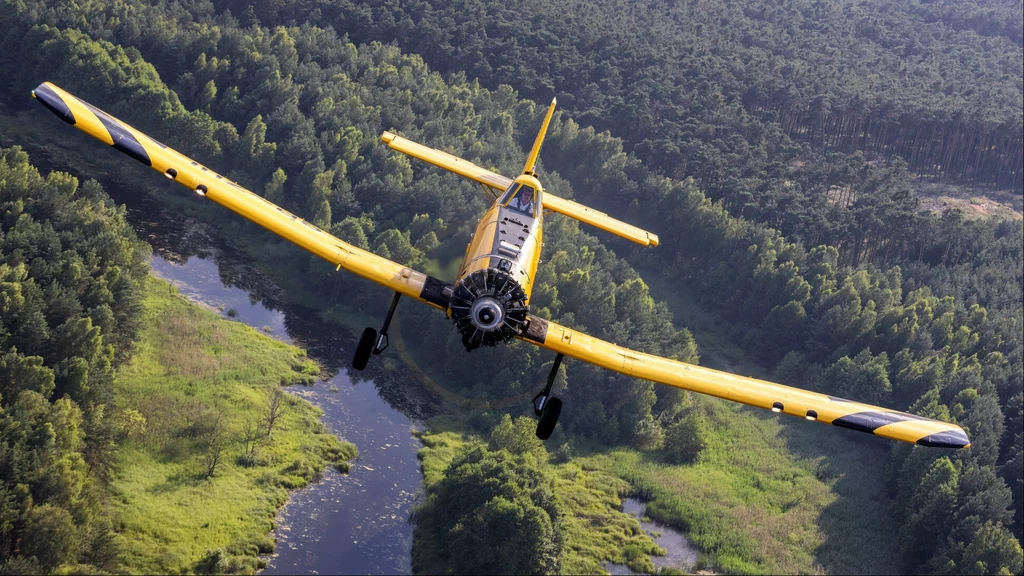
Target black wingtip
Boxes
[33,83,76,125]
[917,429,971,448]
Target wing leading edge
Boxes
[33,82,452,310]
[518,315,970,448]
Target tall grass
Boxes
[109,276,357,574]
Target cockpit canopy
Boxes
[500,176,542,217]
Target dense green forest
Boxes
[0,0,1021,573]
[0,147,357,573]
[231,0,1024,266]
[236,0,1024,188]
[0,145,149,573]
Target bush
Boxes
[662,411,708,464]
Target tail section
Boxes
[380,93,659,247]
[522,98,557,175]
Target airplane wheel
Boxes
[352,327,376,370]
[536,397,562,440]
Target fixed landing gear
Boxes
[352,292,401,370]
[533,353,564,440]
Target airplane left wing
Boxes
[517,315,971,448]
[33,82,453,311]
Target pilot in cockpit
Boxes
[508,186,535,216]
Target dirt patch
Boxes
[912,182,1022,221]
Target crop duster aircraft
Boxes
[33,82,971,448]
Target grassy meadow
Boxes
[109,276,357,574]
[578,398,901,575]
[620,265,903,574]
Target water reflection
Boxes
[623,498,699,574]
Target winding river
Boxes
[106,183,437,574]
[148,254,430,574]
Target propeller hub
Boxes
[470,297,504,331]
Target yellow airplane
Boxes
[33,82,970,448]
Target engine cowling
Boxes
[449,268,528,349]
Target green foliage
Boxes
[825,349,891,405]
[581,392,911,574]
[0,148,148,572]
[416,446,563,574]
[488,414,548,462]
[20,505,79,572]
[415,423,665,574]
[109,276,357,574]
[662,409,709,465]
[0,147,357,572]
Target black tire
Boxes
[353,327,377,370]
[535,397,562,440]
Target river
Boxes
[148,254,430,574]
[103,182,436,574]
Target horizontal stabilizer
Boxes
[379,129,658,247]
[544,194,659,247]
[381,132,512,191]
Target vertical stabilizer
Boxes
[522,98,557,175]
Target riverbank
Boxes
[110,276,357,574]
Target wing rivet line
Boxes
[805,409,818,421]
[771,402,784,413]
[195,184,208,196]
[165,168,178,179]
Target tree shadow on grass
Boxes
[774,411,903,575]
[148,470,210,495]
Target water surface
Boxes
[603,498,699,574]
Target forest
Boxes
[0,0,1021,573]
[234,0,1024,258]
[0,145,149,573]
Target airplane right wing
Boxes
[517,315,970,448]
[543,194,660,247]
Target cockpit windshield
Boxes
[501,184,537,217]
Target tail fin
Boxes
[522,98,557,175]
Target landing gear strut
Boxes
[352,292,401,370]
[533,353,564,440]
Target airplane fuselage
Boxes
[449,174,544,349]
